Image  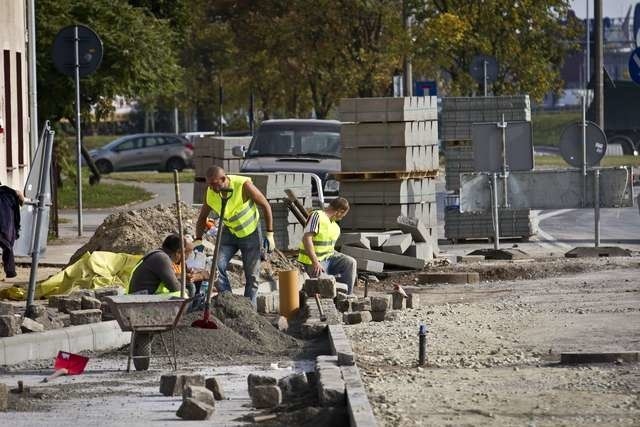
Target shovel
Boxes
[174,170,186,298]
[192,188,233,329]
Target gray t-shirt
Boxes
[129,250,181,294]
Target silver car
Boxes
[89,133,193,173]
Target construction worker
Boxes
[195,166,274,305]
[128,234,195,296]
[298,197,357,294]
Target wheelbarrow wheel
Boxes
[132,332,154,371]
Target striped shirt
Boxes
[304,211,321,234]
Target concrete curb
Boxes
[0,320,131,365]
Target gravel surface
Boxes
[346,264,640,426]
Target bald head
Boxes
[206,166,225,179]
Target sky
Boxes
[569,0,639,19]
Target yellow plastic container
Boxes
[278,270,299,319]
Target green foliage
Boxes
[57,174,153,208]
[532,109,581,146]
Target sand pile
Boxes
[70,203,198,263]
[152,293,300,361]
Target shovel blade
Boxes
[191,308,218,329]
[54,351,89,375]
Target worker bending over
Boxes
[128,234,194,296]
[298,197,357,294]
[195,166,274,305]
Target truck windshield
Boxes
[246,124,340,158]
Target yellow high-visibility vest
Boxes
[206,175,259,238]
[298,210,340,265]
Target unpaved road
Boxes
[346,264,640,426]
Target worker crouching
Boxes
[298,197,357,294]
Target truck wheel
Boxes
[608,135,635,155]
[132,332,154,371]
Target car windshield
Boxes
[246,124,340,158]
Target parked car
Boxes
[89,133,193,173]
[233,119,341,199]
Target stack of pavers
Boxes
[336,97,439,270]
[192,136,251,204]
[441,96,538,242]
[241,172,312,251]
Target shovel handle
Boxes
[174,170,186,298]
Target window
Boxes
[3,50,12,167]
[115,138,141,152]
[143,136,163,148]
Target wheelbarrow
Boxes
[105,295,190,372]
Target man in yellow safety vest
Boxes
[195,166,274,305]
[298,197,357,294]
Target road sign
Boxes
[414,80,437,96]
[559,121,607,167]
[630,47,640,85]
[471,121,533,172]
[470,55,498,84]
[52,25,103,78]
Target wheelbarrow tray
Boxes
[105,295,190,333]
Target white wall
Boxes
[0,0,30,189]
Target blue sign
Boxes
[414,80,437,96]
[629,48,640,85]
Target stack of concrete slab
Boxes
[337,97,439,256]
[440,96,531,141]
[444,208,539,241]
[444,140,474,192]
[192,136,250,203]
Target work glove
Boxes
[192,239,205,252]
[263,231,276,253]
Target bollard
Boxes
[418,324,428,366]
[278,270,299,320]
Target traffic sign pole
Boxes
[74,26,83,237]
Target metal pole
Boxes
[402,0,413,97]
[249,91,255,135]
[26,125,54,317]
[418,324,427,366]
[491,173,500,250]
[74,26,83,236]
[498,114,509,208]
[218,79,223,136]
[173,107,179,134]
[27,0,38,157]
[594,0,604,128]
[581,95,587,207]
[594,169,600,247]
[585,0,590,92]
[483,60,488,97]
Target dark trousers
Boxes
[0,237,16,278]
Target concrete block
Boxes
[55,314,70,327]
[0,315,21,337]
[341,145,434,172]
[407,293,420,309]
[70,289,95,299]
[58,297,82,314]
[81,296,102,310]
[328,324,355,366]
[355,258,384,273]
[366,234,389,248]
[342,311,372,325]
[176,397,214,420]
[340,245,425,270]
[0,302,14,315]
[351,297,371,312]
[341,202,436,231]
[340,179,436,205]
[370,295,392,312]
[334,299,351,313]
[406,242,434,261]
[382,233,412,255]
[183,385,216,407]
[304,277,337,298]
[205,377,225,400]
[341,121,438,148]
[392,293,406,310]
[370,310,386,322]
[336,233,371,250]
[248,374,277,398]
[316,359,346,407]
[397,215,429,242]
[341,365,378,427]
[417,272,480,285]
[0,382,7,411]
[278,372,309,401]
[160,373,205,396]
[94,287,122,300]
[21,317,45,333]
[256,295,273,314]
[338,96,437,123]
[251,385,282,409]
[69,309,102,326]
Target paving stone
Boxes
[47,295,65,309]
[392,292,406,310]
[58,297,82,314]
[397,215,429,242]
[328,324,355,366]
[81,296,102,310]
[160,373,205,396]
[278,372,310,401]
[21,317,45,333]
[0,383,7,411]
[183,385,215,407]
[256,295,271,314]
[247,374,277,398]
[407,293,420,309]
[0,315,21,337]
[70,289,95,298]
[176,397,214,420]
[205,377,225,400]
[342,311,372,325]
[55,313,70,327]
[370,310,386,322]
[94,287,121,300]
[351,297,371,312]
[334,299,351,313]
[316,358,346,407]
[304,277,337,298]
[69,309,102,325]
[28,305,47,318]
[381,233,412,255]
[251,385,282,409]
[370,295,392,312]
[0,302,14,315]
[417,272,480,285]
[355,258,384,273]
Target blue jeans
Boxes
[216,227,261,305]
[304,251,357,294]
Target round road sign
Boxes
[52,25,103,78]
[559,121,607,168]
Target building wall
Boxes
[0,0,30,189]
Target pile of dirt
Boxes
[70,203,198,263]
[152,293,300,362]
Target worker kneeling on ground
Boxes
[128,234,195,296]
[298,197,357,294]
[195,166,274,305]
